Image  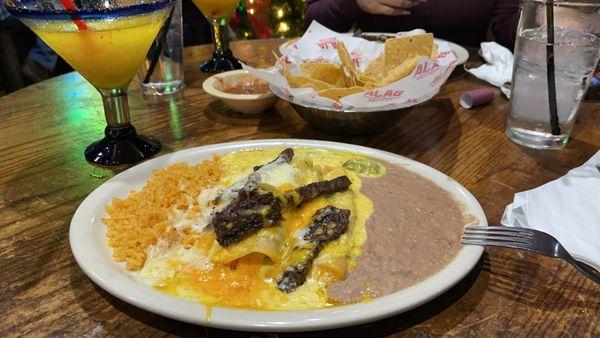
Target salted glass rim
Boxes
[3,0,174,20]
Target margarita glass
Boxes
[191,0,241,72]
[4,0,175,166]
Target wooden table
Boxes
[1,39,599,337]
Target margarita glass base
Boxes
[84,125,161,166]
[199,50,242,73]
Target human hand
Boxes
[356,0,426,16]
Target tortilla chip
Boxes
[430,43,439,59]
[384,33,433,71]
[284,70,334,91]
[337,41,360,87]
[318,86,365,101]
[363,54,384,81]
[361,81,385,90]
[299,62,346,88]
[385,55,421,83]
[358,74,386,88]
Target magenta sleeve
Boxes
[304,0,365,32]
[490,0,520,49]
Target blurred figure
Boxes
[182,0,212,46]
[305,0,519,49]
[0,0,72,92]
[22,38,58,82]
[0,1,29,92]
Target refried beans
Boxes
[327,163,467,303]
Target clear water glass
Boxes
[506,0,600,149]
[138,0,184,96]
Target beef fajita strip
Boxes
[276,206,351,293]
[210,149,293,246]
[252,148,294,171]
[211,188,283,246]
[280,176,352,207]
[214,148,295,206]
[212,176,352,247]
[210,148,353,246]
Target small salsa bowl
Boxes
[202,70,278,114]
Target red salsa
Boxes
[222,79,270,95]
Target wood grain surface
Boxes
[0,39,599,337]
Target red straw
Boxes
[58,0,89,30]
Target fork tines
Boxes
[462,226,535,247]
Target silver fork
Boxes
[462,226,600,285]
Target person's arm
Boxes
[304,0,424,33]
[304,0,366,32]
[490,0,520,49]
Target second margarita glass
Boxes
[192,0,242,72]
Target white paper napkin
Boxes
[501,150,600,268]
[466,42,513,98]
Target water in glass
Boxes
[508,27,599,148]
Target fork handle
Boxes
[564,256,600,285]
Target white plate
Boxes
[279,33,470,65]
[69,139,485,332]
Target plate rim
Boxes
[69,139,485,332]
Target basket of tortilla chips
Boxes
[243,21,459,135]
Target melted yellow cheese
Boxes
[138,148,374,310]
[209,227,282,264]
